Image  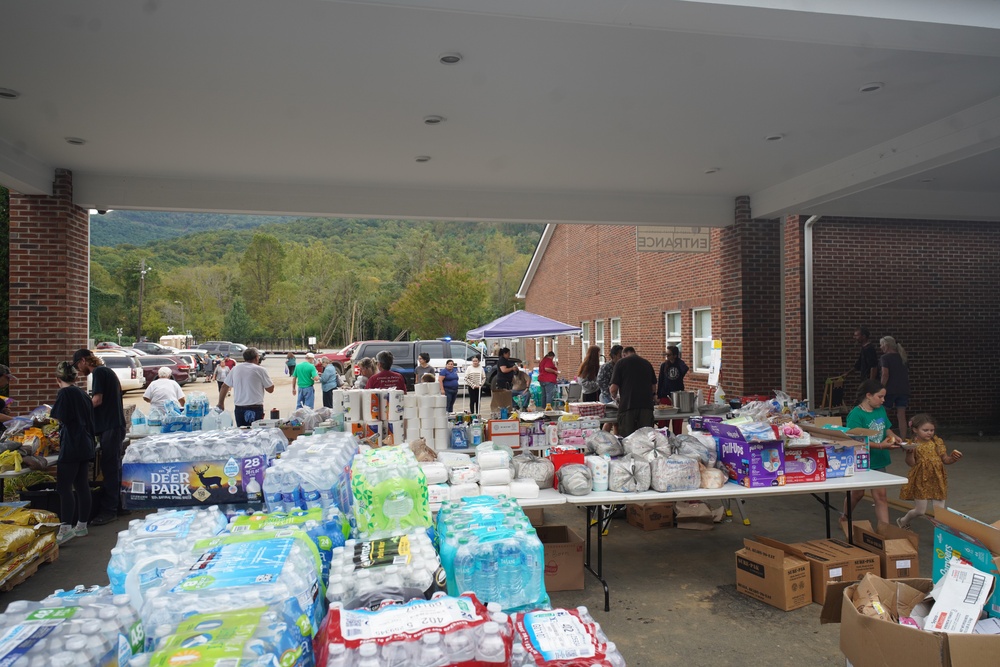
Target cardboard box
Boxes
[674,501,723,530]
[279,424,304,442]
[524,507,545,527]
[757,536,880,604]
[852,520,920,578]
[535,525,584,591]
[735,538,812,611]
[626,502,674,531]
[821,577,1000,667]
[490,434,520,450]
[783,446,827,484]
[931,508,1000,619]
[487,419,519,437]
[708,422,786,488]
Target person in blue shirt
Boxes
[438,359,460,413]
[319,358,341,408]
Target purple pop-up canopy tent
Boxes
[467,310,582,339]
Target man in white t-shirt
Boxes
[218,347,274,427]
[143,367,186,412]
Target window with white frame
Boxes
[610,318,621,348]
[692,308,712,372]
[595,320,605,357]
[534,338,540,361]
[581,322,590,360]
[665,311,682,356]
[552,338,558,361]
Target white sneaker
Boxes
[56,525,75,545]
[73,524,88,538]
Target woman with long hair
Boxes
[577,345,601,402]
[878,336,910,437]
[51,361,97,544]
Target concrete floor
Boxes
[2,358,996,666]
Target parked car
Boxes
[346,340,485,391]
[199,341,252,359]
[315,341,367,373]
[133,341,174,355]
[87,351,146,393]
[137,355,192,386]
[96,341,122,350]
[183,349,212,377]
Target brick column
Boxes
[783,215,805,398]
[8,169,90,407]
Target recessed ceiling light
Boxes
[704,167,720,174]
[0,88,21,100]
[920,177,935,183]
[415,155,431,162]
[439,52,463,65]
[859,82,884,93]
[423,115,445,125]
[65,137,87,146]
[765,133,784,142]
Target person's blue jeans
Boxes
[296,386,315,409]
[235,404,264,428]
[541,382,557,409]
[445,389,458,413]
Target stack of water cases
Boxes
[121,429,287,509]
[262,432,358,519]
[315,593,513,667]
[0,586,144,666]
[326,530,445,610]
[351,445,431,538]
[512,607,627,666]
[107,506,229,594]
[138,530,323,665]
[436,496,550,613]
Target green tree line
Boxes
[89,216,542,348]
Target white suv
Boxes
[88,351,146,393]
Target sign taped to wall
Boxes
[636,226,711,253]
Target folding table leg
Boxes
[582,504,611,612]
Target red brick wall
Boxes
[810,216,1000,430]
[783,215,805,398]
[8,169,90,407]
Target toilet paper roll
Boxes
[403,394,419,408]
[433,415,449,430]
[509,479,540,499]
[418,395,437,408]
[434,429,450,451]
[431,395,447,409]
[477,450,511,471]
[403,406,418,420]
[479,484,511,497]
[385,390,405,420]
[406,418,421,433]
[361,390,381,421]
[418,407,437,420]
[343,391,363,421]
[479,468,512,486]
[449,483,480,500]
[329,390,345,414]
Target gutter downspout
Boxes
[804,215,822,409]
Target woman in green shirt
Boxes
[843,379,902,526]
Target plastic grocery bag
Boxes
[649,454,700,492]
[585,430,623,457]
[556,464,593,496]
[608,455,651,493]
[700,463,728,489]
[513,452,555,489]
[623,427,671,461]
[670,433,718,466]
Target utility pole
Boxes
[137,259,150,341]
[174,300,185,342]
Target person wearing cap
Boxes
[218,347,274,427]
[292,352,318,409]
[0,364,16,424]
[72,348,126,526]
[223,354,236,370]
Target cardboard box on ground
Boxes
[627,502,674,531]
[747,536,879,604]
[931,508,1000,619]
[735,538,812,611]
[850,521,920,579]
[535,525,584,591]
[822,574,1000,667]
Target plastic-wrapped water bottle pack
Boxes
[0,586,144,667]
[139,530,324,655]
[315,593,513,667]
[436,496,550,613]
[326,530,445,610]
[226,506,349,582]
[511,607,627,666]
[145,606,307,667]
[107,506,230,594]
[123,428,288,464]
[350,445,431,539]
[275,431,359,516]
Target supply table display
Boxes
[566,469,908,611]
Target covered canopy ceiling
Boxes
[2,0,999,226]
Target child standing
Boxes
[897,413,963,529]
[843,379,902,526]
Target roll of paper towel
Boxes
[403,406,418,420]
[406,418,422,434]
[434,429,450,451]
[480,484,511,497]
[420,429,436,444]
[361,390,381,421]
[384,390,405,421]
[479,468,512,486]
[387,421,403,445]
[343,391,363,421]
[329,390,345,414]
[418,407,436,420]
[403,394,419,408]
[586,455,610,492]
[510,479,540,499]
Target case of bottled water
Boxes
[226,506,348,582]
[0,586,144,666]
[276,432,359,517]
[315,592,513,667]
[436,496,550,613]
[147,606,308,667]
[511,607,627,666]
[107,506,229,595]
[351,445,431,538]
[325,529,445,610]
[139,529,324,654]
[121,429,287,508]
